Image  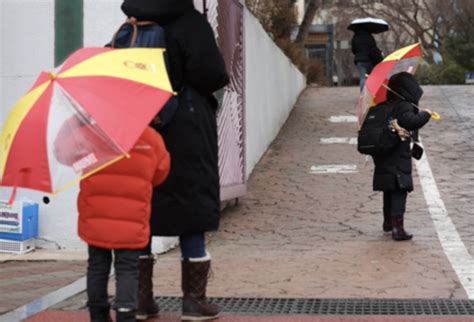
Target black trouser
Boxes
[383,190,408,218]
[87,245,140,310]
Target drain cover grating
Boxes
[156,297,474,315]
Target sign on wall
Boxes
[0,201,22,234]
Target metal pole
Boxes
[55,0,83,66]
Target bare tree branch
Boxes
[295,0,320,44]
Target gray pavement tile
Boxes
[0,261,86,315]
[149,86,473,300]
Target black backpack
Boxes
[108,18,178,131]
[357,102,400,156]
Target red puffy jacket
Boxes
[76,127,169,249]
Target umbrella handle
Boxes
[431,111,441,121]
[7,185,17,205]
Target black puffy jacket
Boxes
[121,0,229,236]
[351,30,383,65]
[372,72,431,192]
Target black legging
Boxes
[383,190,408,218]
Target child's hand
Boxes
[423,109,441,121]
[423,108,433,115]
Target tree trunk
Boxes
[295,0,319,44]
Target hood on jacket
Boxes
[121,0,195,24]
[387,71,423,105]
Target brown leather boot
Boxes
[181,253,219,321]
[391,216,413,241]
[383,212,392,232]
[136,256,159,320]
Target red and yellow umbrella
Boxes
[366,43,422,105]
[0,47,174,201]
[355,43,423,127]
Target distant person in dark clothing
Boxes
[120,0,229,321]
[351,29,384,90]
[372,72,432,241]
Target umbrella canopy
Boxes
[355,43,422,127]
[0,47,174,200]
[348,17,389,34]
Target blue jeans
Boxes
[356,62,374,91]
[141,233,206,259]
[179,233,206,258]
[87,246,140,310]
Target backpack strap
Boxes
[110,17,158,48]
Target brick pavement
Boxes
[24,311,474,322]
[1,85,473,321]
[0,260,86,314]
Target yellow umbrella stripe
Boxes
[58,48,173,93]
[52,154,127,196]
[384,43,420,61]
[0,82,51,178]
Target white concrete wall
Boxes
[0,0,73,249]
[244,10,306,177]
[0,2,305,250]
[83,0,123,47]
[1,0,54,123]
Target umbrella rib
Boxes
[381,83,405,99]
[52,154,127,196]
[58,84,131,158]
[90,123,131,158]
[381,83,420,109]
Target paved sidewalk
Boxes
[150,85,472,300]
[0,251,87,316]
[1,85,473,321]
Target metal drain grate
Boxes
[156,297,474,316]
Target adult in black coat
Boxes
[372,72,432,241]
[351,29,383,90]
[120,0,229,320]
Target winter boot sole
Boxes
[181,313,219,321]
[136,312,159,320]
[392,234,413,241]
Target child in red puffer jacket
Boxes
[55,123,169,322]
